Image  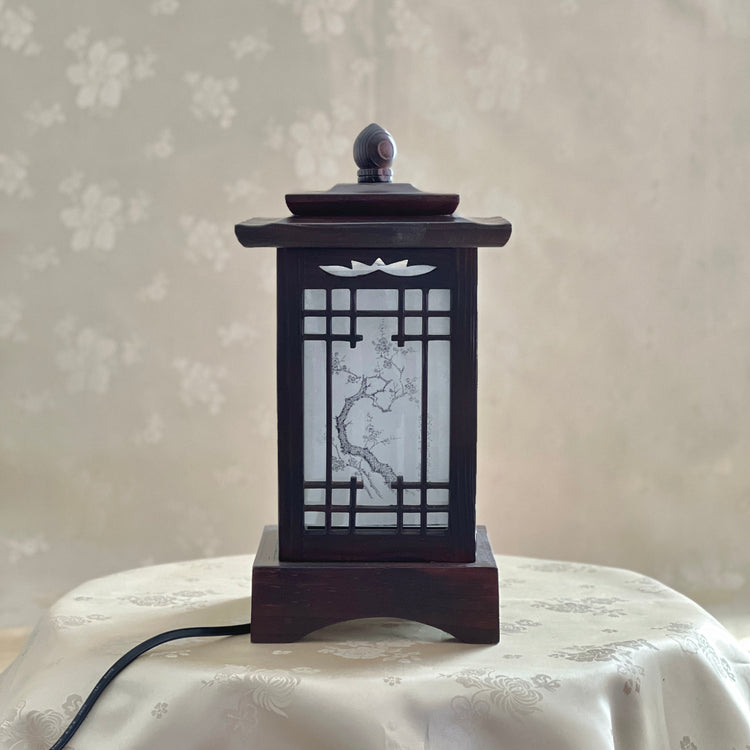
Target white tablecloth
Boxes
[1,554,749,750]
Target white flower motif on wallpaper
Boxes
[350,57,376,85]
[15,390,56,414]
[180,215,231,271]
[265,119,285,151]
[150,0,179,15]
[17,245,60,274]
[560,0,580,15]
[466,34,534,113]
[677,555,746,593]
[248,403,276,439]
[170,505,222,557]
[65,28,155,115]
[184,72,238,129]
[138,271,169,302]
[59,173,149,252]
[386,0,435,54]
[224,175,264,203]
[58,175,120,251]
[229,31,272,61]
[0,0,40,55]
[55,317,140,395]
[24,101,65,133]
[0,151,32,198]
[288,103,354,184]
[173,358,227,415]
[276,0,357,42]
[258,254,276,294]
[217,320,258,348]
[0,295,27,342]
[144,128,175,159]
[121,337,143,367]
[214,464,252,488]
[133,413,165,445]
[2,534,49,565]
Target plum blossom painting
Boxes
[303,288,450,530]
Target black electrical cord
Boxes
[48,621,252,750]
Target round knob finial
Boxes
[353,123,397,183]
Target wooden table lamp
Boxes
[235,123,511,643]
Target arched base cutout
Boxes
[250,525,499,645]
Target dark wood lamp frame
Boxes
[235,124,511,643]
[277,245,477,563]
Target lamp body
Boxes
[276,245,477,563]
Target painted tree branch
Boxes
[332,323,418,493]
[335,376,397,486]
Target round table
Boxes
[1,554,749,749]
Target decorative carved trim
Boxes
[319,258,436,278]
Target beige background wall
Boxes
[1,0,749,628]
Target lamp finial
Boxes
[353,123,396,183]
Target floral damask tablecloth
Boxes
[1,554,749,750]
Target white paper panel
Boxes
[304,289,326,310]
[303,339,326,482]
[428,289,451,311]
[427,339,450,482]
[357,289,398,310]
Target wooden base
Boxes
[250,525,499,643]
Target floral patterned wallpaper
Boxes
[1,0,749,628]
